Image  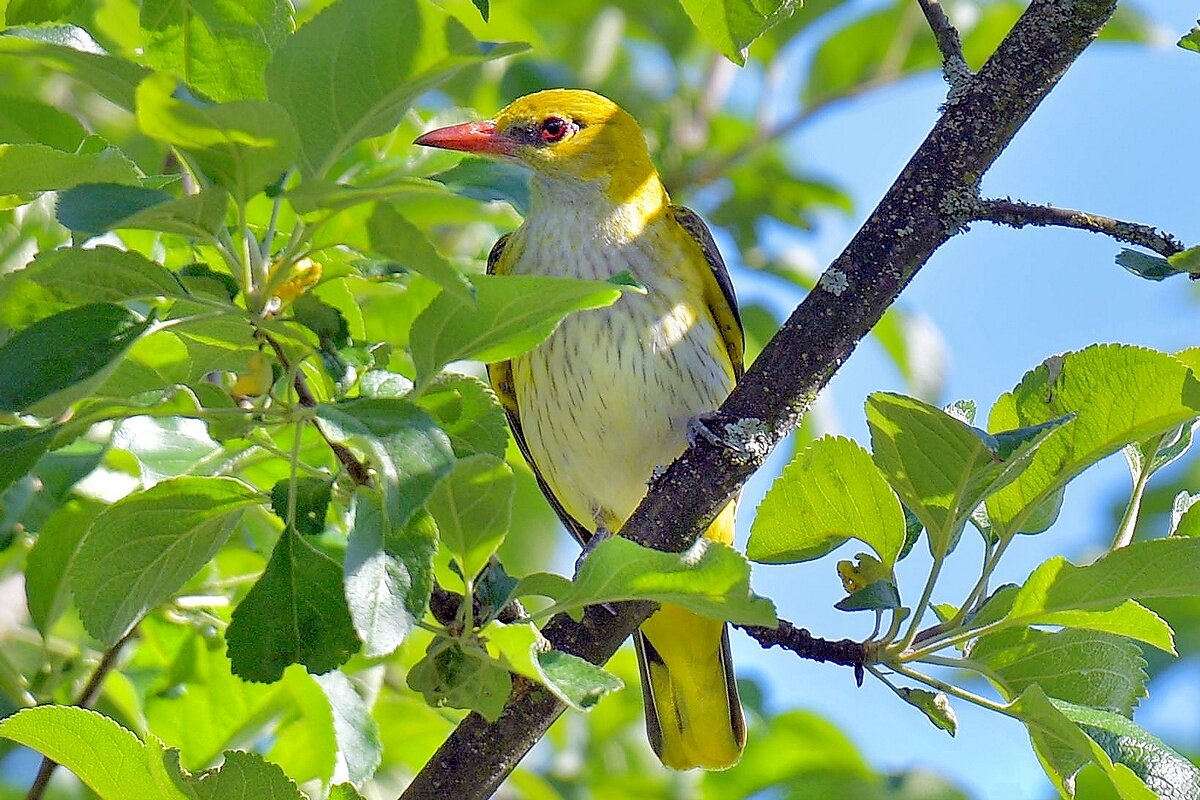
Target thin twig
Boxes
[25,627,139,800]
[916,0,971,87]
[976,197,1186,258]
[261,332,373,485]
[737,619,867,685]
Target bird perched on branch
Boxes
[416,89,746,770]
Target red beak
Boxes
[414,120,517,155]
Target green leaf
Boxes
[747,435,906,567]
[56,184,229,237]
[368,203,474,303]
[344,489,436,657]
[330,785,367,800]
[481,620,623,711]
[25,498,99,636]
[1009,686,1157,800]
[994,537,1200,651]
[140,0,293,102]
[0,303,153,415]
[265,0,529,175]
[316,398,456,530]
[136,73,299,202]
[0,142,140,194]
[897,688,957,736]
[676,0,799,65]
[407,640,512,721]
[69,476,259,643]
[314,671,382,786]
[428,157,530,215]
[409,273,623,384]
[5,0,83,24]
[1055,699,1200,800]
[426,453,514,580]
[0,706,161,799]
[986,346,1200,535]
[547,537,776,627]
[1181,22,1200,52]
[1170,492,1200,537]
[469,0,489,21]
[868,392,1071,556]
[1115,249,1187,281]
[0,95,87,150]
[834,579,901,612]
[0,33,151,111]
[269,477,332,536]
[227,528,361,681]
[413,374,508,458]
[181,750,305,800]
[971,628,1147,715]
[292,293,350,351]
[0,425,56,496]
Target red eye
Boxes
[539,116,569,142]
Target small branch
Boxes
[976,198,1185,258]
[916,0,971,88]
[737,619,867,685]
[25,628,139,800]
[429,582,525,631]
[261,331,372,485]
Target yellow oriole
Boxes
[416,89,746,770]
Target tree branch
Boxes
[975,197,1186,258]
[916,0,970,88]
[737,620,868,685]
[25,627,139,800]
[399,2,1120,797]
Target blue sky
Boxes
[722,2,1200,797]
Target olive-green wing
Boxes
[669,205,744,379]
[484,233,594,547]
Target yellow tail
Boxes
[634,503,745,770]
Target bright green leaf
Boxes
[0,95,87,150]
[676,0,799,65]
[897,688,957,736]
[426,453,514,580]
[181,749,305,799]
[409,273,623,384]
[0,303,153,415]
[1181,22,1200,52]
[748,435,906,567]
[265,0,528,175]
[140,0,293,102]
[344,489,437,657]
[0,142,140,194]
[970,628,1147,716]
[69,476,259,643]
[407,640,512,721]
[226,528,361,681]
[24,498,99,636]
[0,706,159,799]
[136,73,299,202]
[546,537,776,627]
[413,373,509,459]
[481,620,623,711]
[368,203,474,303]
[986,346,1200,535]
[0,33,151,110]
[868,392,1070,556]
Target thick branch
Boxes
[400,2,1120,798]
[976,197,1186,258]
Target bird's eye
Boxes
[539,116,570,142]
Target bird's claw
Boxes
[574,525,612,578]
[687,411,738,452]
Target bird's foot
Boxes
[686,411,772,463]
[574,525,612,579]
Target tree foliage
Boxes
[0,1,1196,799]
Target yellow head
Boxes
[415,89,657,201]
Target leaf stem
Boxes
[1112,459,1153,550]
[898,553,945,651]
[889,663,1012,717]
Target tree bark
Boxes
[399,1,1121,797]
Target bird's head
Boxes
[415,89,657,201]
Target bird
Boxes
[415,89,746,771]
